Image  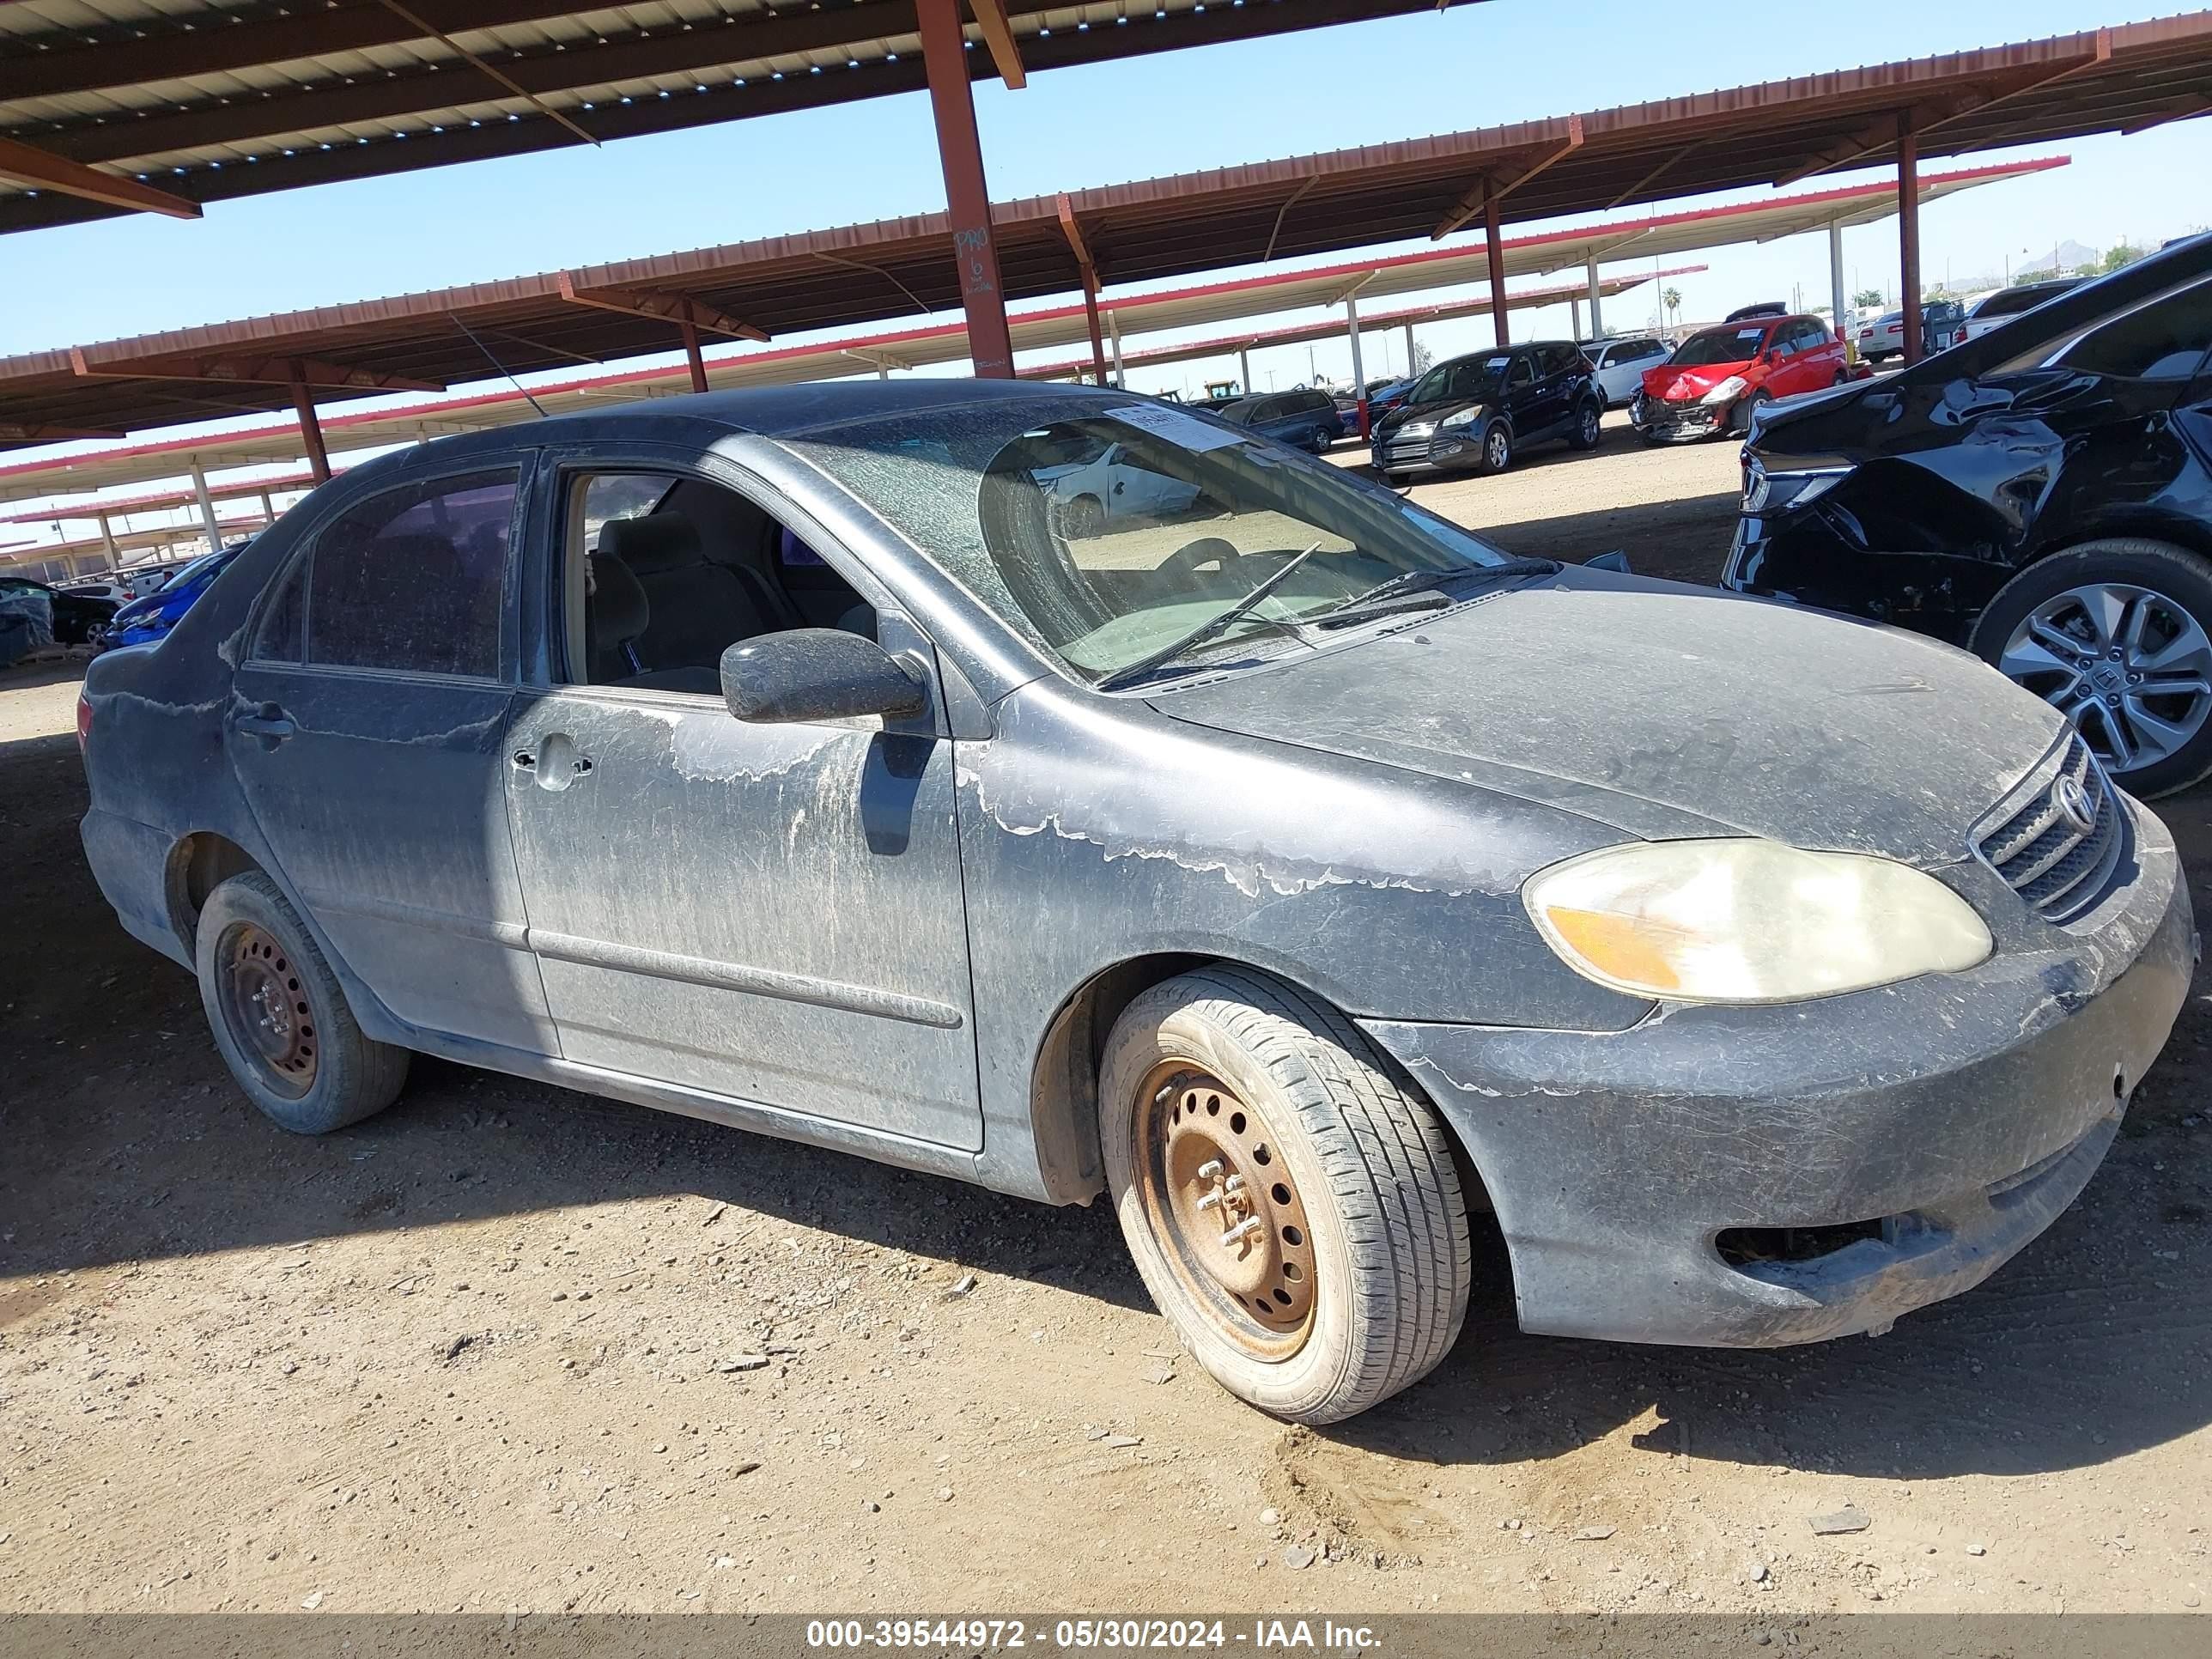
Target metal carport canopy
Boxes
[0,140,2068,451]
[0,157,2048,505]
[0,0,1487,232]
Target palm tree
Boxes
[1661,288,1682,333]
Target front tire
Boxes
[196,871,410,1134]
[1970,538,2212,799]
[1099,967,1472,1425]
[1730,388,1773,437]
[1475,420,1514,475]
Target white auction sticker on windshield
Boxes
[1104,403,1247,451]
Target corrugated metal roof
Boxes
[0,157,2058,499]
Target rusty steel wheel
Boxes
[216,922,319,1099]
[196,871,408,1133]
[1135,1064,1319,1360]
[1100,967,1472,1425]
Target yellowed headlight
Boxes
[1524,839,1992,1004]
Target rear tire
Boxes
[196,871,410,1134]
[1567,399,1603,452]
[1969,538,2212,799]
[1099,966,1472,1425]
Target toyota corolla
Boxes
[77,380,2192,1424]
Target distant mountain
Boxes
[2018,239,2098,277]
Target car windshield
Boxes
[782,394,1516,685]
[1669,326,1770,368]
[1406,356,1510,407]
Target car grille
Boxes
[1376,434,1433,467]
[1973,735,2128,924]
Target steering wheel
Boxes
[1158,537,1245,585]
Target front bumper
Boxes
[1370,428,1481,476]
[1359,808,2194,1348]
[1631,393,1729,441]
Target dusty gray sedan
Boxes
[78,380,2193,1423]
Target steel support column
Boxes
[187,461,222,549]
[1486,190,1510,348]
[97,512,118,563]
[1402,321,1415,375]
[917,0,1015,379]
[1899,121,1923,367]
[679,320,709,394]
[258,489,276,523]
[1570,298,1582,339]
[1346,289,1370,439]
[1586,258,1603,337]
[1107,312,1124,387]
[289,363,331,483]
[1238,347,1251,392]
[1830,219,1850,362]
[1081,284,1106,384]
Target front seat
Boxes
[600,512,774,673]
[583,552,718,696]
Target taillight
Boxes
[76,691,93,753]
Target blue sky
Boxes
[4,0,2208,529]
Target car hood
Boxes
[1154,569,2064,867]
[1643,361,1752,399]
[1376,398,1493,434]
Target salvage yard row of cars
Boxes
[75,240,2207,1425]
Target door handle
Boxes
[234,704,294,744]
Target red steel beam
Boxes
[1485,189,1509,348]
[0,134,200,220]
[1056,194,1108,383]
[969,0,1028,90]
[917,0,1016,380]
[290,364,332,484]
[678,321,709,395]
[1899,124,1923,368]
[69,349,441,393]
[1431,118,1584,240]
[554,273,769,343]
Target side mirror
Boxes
[1585,550,1632,574]
[720,629,927,725]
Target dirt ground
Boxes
[3,418,2209,1626]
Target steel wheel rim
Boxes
[1997,581,2212,772]
[1133,1062,1317,1362]
[218,922,319,1098]
[1486,428,1510,469]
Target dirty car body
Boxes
[79,380,2191,1368]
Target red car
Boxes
[1631,314,1850,443]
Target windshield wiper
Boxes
[1097,539,1326,693]
[1308,558,1558,625]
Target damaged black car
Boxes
[1729,234,2212,796]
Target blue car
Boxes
[97,543,248,652]
[1215,387,1341,453]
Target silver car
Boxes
[78,380,2191,1424]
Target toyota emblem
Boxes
[2053,775,2097,836]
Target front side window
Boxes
[306,470,517,678]
[783,396,1521,688]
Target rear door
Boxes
[228,464,551,1054]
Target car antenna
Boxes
[450,315,550,418]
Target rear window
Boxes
[304,470,517,678]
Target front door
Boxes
[228,465,552,1054]
[501,461,981,1150]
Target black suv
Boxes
[1370,342,1603,481]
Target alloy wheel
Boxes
[1133,1063,1317,1362]
[1997,581,2212,772]
[216,922,319,1099]
[1486,427,1510,471]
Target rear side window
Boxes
[252,556,304,662]
[306,470,517,678]
[2054,282,2212,382]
